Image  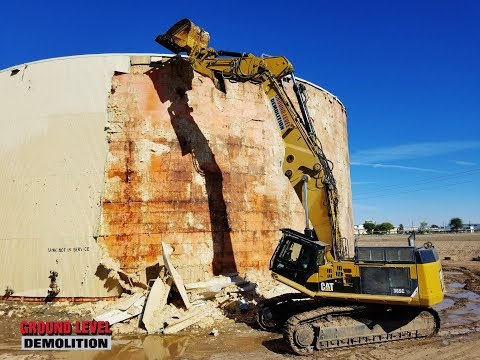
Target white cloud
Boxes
[351,162,442,173]
[454,160,476,166]
[351,141,480,164]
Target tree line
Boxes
[362,222,394,234]
[362,217,465,234]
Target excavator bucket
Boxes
[155,18,210,55]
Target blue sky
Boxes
[1,1,479,227]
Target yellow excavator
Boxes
[156,19,445,355]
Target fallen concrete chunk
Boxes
[142,277,172,333]
[190,299,208,306]
[185,276,250,300]
[189,291,219,302]
[163,305,212,334]
[94,294,146,324]
[162,242,191,309]
[117,292,145,311]
[185,276,233,291]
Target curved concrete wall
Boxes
[0,54,352,298]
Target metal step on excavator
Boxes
[156,19,444,355]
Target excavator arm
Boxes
[156,19,445,356]
[156,18,345,260]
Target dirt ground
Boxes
[358,232,480,263]
[1,232,480,359]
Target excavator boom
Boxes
[156,19,444,355]
[156,18,344,260]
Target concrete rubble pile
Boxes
[87,242,295,335]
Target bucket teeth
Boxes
[155,35,186,54]
[156,18,210,54]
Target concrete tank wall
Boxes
[0,54,352,298]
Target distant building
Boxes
[404,226,418,233]
[388,227,398,234]
[463,224,480,232]
[437,224,479,232]
[354,224,367,235]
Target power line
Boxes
[352,167,480,196]
[353,179,474,200]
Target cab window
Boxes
[279,240,302,263]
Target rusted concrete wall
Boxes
[97,56,353,283]
[0,54,352,296]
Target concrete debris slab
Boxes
[185,275,249,292]
[162,242,191,309]
[185,276,233,291]
[94,294,146,324]
[190,299,209,306]
[163,305,212,335]
[142,277,172,333]
[190,291,219,302]
[117,292,145,311]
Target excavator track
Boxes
[284,305,440,355]
[256,293,314,332]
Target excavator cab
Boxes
[270,229,327,285]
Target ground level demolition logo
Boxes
[20,321,112,350]
[22,336,111,350]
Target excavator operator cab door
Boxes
[270,229,326,285]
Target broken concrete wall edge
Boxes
[0,54,345,113]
